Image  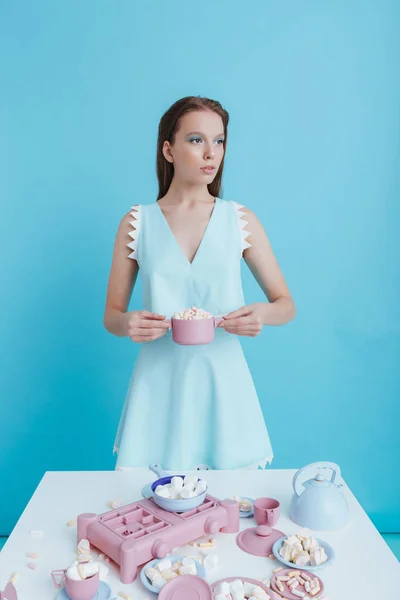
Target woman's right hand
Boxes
[123,310,170,343]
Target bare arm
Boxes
[103,211,169,341]
[220,207,295,335]
[103,211,138,336]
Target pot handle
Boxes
[292,462,342,497]
[214,315,226,327]
[149,464,171,480]
[51,569,67,589]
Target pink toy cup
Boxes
[165,316,223,345]
[51,569,99,600]
[254,497,280,527]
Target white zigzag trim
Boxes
[232,201,252,253]
[127,205,140,260]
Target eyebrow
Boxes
[186,131,225,138]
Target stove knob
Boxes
[152,539,168,559]
[205,517,219,534]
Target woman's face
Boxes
[163,110,225,184]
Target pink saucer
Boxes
[211,577,281,599]
[237,525,286,556]
[158,575,212,600]
[271,569,324,599]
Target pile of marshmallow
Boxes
[155,475,207,500]
[145,557,199,590]
[65,539,108,581]
[279,531,328,567]
[229,495,253,513]
[273,569,326,599]
[214,579,271,600]
[173,306,212,320]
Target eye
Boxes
[190,137,202,144]
[216,138,225,145]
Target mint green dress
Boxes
[113,198,274,470]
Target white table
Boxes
[0,469,398,599]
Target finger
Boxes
[138,327,168,336]
[220,315,253,328]
[223,306,251,319]
[223,328,259,337]
[138,320,170,329]
[141,310,166,320]
[131,331,167,342]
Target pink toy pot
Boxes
[254,497,280,527]
[51,569,99,600]
[165,316,223,345]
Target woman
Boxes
[103,96,295,471]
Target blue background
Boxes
[0,0,399,535]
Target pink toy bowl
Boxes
[51,569,99,600]
[254,497,280,527]
[165,316,223,345]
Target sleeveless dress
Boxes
[113,197,274,470]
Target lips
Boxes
[201,166,216,171]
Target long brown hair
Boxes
[156,96,229,201]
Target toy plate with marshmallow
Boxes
[140,555,206,594]
[211,577,280,599]
[272,530,335,571]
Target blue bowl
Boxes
[140,555,207,594]
[272,536,335,571]
[151,475,208,513]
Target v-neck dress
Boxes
[113,197,274,470]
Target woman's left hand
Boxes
[219,303,267,337]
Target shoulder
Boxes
[118,205,141,231]
[229,201,261,229]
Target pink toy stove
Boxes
[77,494,239,584]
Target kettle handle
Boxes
[292,462,342,497]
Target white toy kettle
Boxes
[289,461,349,530]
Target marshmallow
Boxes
[173,306,212,320]
[294,550,310,566]
[156,559,172,572]
[97,562,108,579]
[302,536,318,552]
[230,578,245,600]
[155,477,206,499]
[195,480,207,494]
[160,569,178,581]
[145,567,161,583]
[66,519,77,527]
[171,476,184,490]
[77,539,90,555]
[180,486,196,499]
[214,581,230,595]
[27,563,37,570]
[66,565,81,581]
[29,530,44,538]
[77,561,99,579]
[310,546,328,566]
[152,576,167,589]
[203,553,218,571]
[243,582,256,596]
